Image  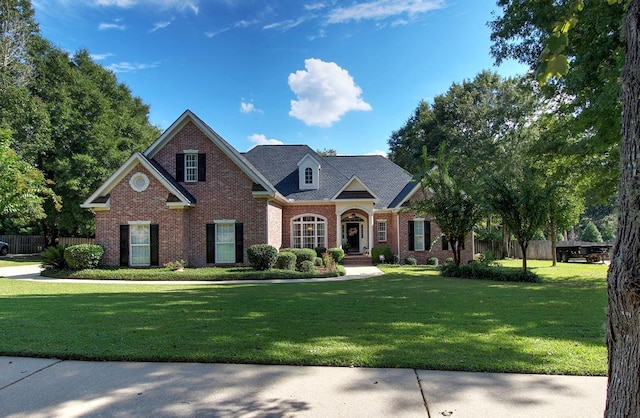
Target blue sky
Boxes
[32,0,526,156]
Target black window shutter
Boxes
[120,225,129,267]
[442,235,449,251]
[459,236,465,250]
[408,221,415,251]
[176,154,185,182]
[198,154,206,182]
[150,224,159,266]
[235,223,244,264]
[425,221,431,251]
[206,224,215,263]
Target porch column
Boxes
[368,212,374,253]
[336,211,342,248]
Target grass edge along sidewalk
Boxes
[0,260,607,376]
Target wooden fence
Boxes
[474,239,564,261]
[0,235,94,255]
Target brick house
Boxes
[81,110,474,267]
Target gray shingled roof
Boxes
[243,145,415,209]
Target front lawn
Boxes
[0,255,42,268]
[0,260,607,375]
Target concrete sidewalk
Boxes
[0,357,606,417]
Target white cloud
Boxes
[106,61,159,73]
[365,150,389,157]
[150,20,172,33]
[98,22,126,30]
[288,58,372,127]
[305,3,326,11]
[90,52,115,60]
[93,0,198,14]
[205,28,230,38]
[263,17,308,31]
[327,0,445,24]
[248,134,284,148]
[240,101,262,114]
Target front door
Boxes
[346,222,360,253]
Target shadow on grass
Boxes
[0,272,607,375]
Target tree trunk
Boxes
[550,220,557,267]
[519,240,528,275]
[502,223,510,259]
[605,1,640,415]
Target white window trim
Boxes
[291,214,327,249]
[129,222,151,267]
[129,172,150,192]
[185,153,198,183]
[214,220,236,264]
[414,219,425,252]
[377,220,387,242]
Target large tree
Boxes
[492,0,640,414]
[25,43,160,240]
[0,0,38,88]
[490,0,624,203]
[412,145,482,265]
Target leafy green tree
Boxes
[389,71,538,183]
[580,221,603,242]
[0,128,58,231]
[492,1,640,414]
[483,165,552,274]
[0,0,38,88]
[412,145,482,265]
[22,42,160,241]
[490,0,624,203]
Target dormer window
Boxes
[305,167,313,184]
[297,153,320,190]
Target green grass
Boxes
[0,259,607,375]
[0,255,42,268]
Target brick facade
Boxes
[88,113,474,268]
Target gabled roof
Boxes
[332,176,378,201]
[81,153,196,210]
[243,146,415,209]
[144,110,278,198]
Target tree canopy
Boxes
[1,2,160,239]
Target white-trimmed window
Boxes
[216,222,236,263]
[130,223,150,266]
[304,167,313,184]
[414,220,425,251]
[377,220,387,242]
[292,215,326,249]
[185,153,198,182]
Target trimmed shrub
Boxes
[314,246,327,257]
[371,246,392,264]
[298,259,315,273]
[64,244,104,270]
[247,244,278,271]
[426,257,439,266]
[41,245,68,269]
[289,248,317,266]
[275,252,296,271]
[440,262,541,283]
[405,256,418,265]
[314,257,324,267]
[327,247,345,264]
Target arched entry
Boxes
[341,210,368,254]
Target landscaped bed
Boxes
[0,260,607,375]
[41,265,346,281]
